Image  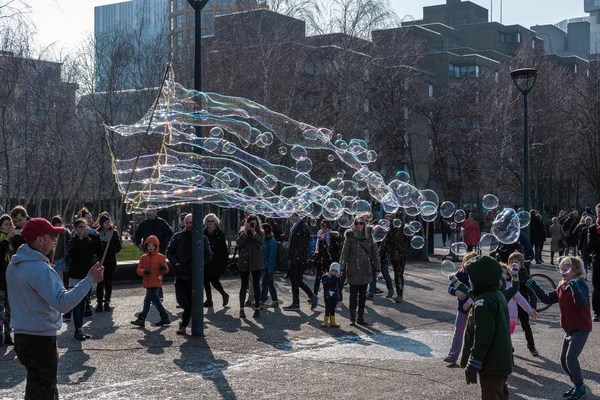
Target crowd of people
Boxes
[1,202,599,400]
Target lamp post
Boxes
[531,142,544,215]
[188,0,210,337]
[510,68,538,235]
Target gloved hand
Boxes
[510,263,520,277]
[159,264,167,271]
[463,297,474,312]
[568,279,579,292]
[144,269,151,275]
[465,358,481,385]
[526,278,541,292]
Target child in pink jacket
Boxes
[501,263,537,334]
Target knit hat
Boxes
[329,262,341,272]
[99,213,111,227]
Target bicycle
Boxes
[524,260,557,313]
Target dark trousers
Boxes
[14,334,59,400]
[324,298,338,316]
[517,304,536,349]
[240,270,261,308]
[349,284,368,311]
[313,261,325,295]
[593,263,600,316]
[175,278,192,328]
[290,261,314,306]
[0,290,10,336]
[534,244,543,262]
[560,330,590,387]
[96,264,115,304]
[141,287,167,317]
[479,374,508,400]
[204,274,226,302]
[391,260,406,298]
[442,230,449,246]
[72,293,89,330]
[551,251,564,263]
[261,271,278,302]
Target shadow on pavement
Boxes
[60,341,96,386]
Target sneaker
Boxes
[269,301,280,308]
[154,314,171,327]
[239,310,246,319]
[130,316,145,327]
[253,309,260,318]
[529,347,540,357]
[563,386,576,399]
[374,288,384,295]
[568,385,587,400]
[443,356,456,364]
[103,303,113,312]
[259,301,267,309]
[386,290,394,299]
[244,300,253,308]
[74,329,87,341]
[593,315,600,322]
[311,295,319,311]
[176,326,187,335]
[366,294,374,300]
[203,300,214,308]
[393,296,403,304]
[223,293,230,307]
[283,304,300,311]
[95,303,104,313]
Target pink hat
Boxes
[21,218,65,242]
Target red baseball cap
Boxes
[21,218,65,242]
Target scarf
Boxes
[0,229,14,265]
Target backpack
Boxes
[276,242,288,271]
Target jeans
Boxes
[72,294,88,330]
[369,263,394,295]
[518,304,536,349]
[96,263,116,304]
[141,287,167,317]
[175,278,192,328]
[205,274,227,303]
[349,284,368,311]
[14,334,59,400]
[290,261,314,306]
[391,260,407,298]
[260,271,278,302]
[448,311,467,361]
[0,290,10,336]
[480,374,508,400]
[324,298,338,316]
[240,270,261,308]
[561,330,590,387]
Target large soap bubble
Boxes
[440,201,455,218]
[411,235,425,249]
[491,208,520,244]
[441,260,457,277]
[515,211,531,229]
[403,225,416,236]
[371,225,388,242]
[450,242,468,256]
[482,194,499,210]
[478,233,499,253]
[409,221,422,233]
[454,209,466,224]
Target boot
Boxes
[350,309,357,326]
[321,315,330,328]
[204,300,213,308]
[130,313,146,327]
[4,334,13,346]
[154,313,171,327]
[222,293,230,307]
[357,308,368,326]
[103,302,113,312]
[329,316,340,328]
[95,302,104,313]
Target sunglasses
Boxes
[354,221,364,225]
[206,220,215,223]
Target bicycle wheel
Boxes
[529,273,557,312]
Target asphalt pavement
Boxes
[1,243,599,400]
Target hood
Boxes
[465,255,502,296]
[330,231,339,238]
[344,229,369,241]
[265,233,274,239]
[8,243,48,267]
[143,235,160,256]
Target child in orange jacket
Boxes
[131,236,170,328]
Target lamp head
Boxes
[510,68,538,95]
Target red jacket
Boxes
[137,236,169,288]
[462,220,481,247]
[558,283,592,332]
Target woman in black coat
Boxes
[94,212,121,312]
[203,213,230,308]
[313,220,341,296]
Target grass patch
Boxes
[117,243,144,262]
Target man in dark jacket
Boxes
[529,210,545,264]
[562,210,578,256]
[460,255,512,399]
[283,214,317,312]
[134,210,173,254]
[167,214,212,335]
[10,205,30,251]
[587,204,600,322]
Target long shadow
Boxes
[86,309,119,341]
[0,346,25,389]
[403,279,435,291]
[58,340,96,386]
[137,326,174,355]
[174,337,237,400]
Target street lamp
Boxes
[510,68,538,234]
[188,0,210,337]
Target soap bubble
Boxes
[515,211,531,229]
[450,222,457,230]
[482,194,499,210]
[409,221,422,233]
[395,170,410,183]
[210,126,224,138]
[291,145,308,160]
[454,209,466,224]
[419,201,437,217]
[379,219,390,231]
[278,146,287,155]
[337,213,354,229]
[491,208,520,244]
[422,213,437,223]
[327,154,335,161]
[440,201,455,218]
[352,200,372,215]
[393,219,402,228]
[478,233,499,253]
[441,260,457,277]
[411,235,425,249]
[403,225,415,236]
[371,225,388,242]
[450,242,468,256]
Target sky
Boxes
[24,0,587,55]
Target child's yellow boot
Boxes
[329,316,340,328]
[321,315,330,328]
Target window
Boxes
[176,0,183,11]
[495,71,499,83]
[574,64,578,74]
[176,14,184,29]
[332,92,339,107]
[363,129,369,143]
[449,64,479,78]
[363,99,369,113]
[176,49,183,63]
[201,27,212,36]
[202,10,214,25]
[498,32,521,43]
[364,69,370,82]
[403,78,409,90]
[403,106,409,120]
[428,84,434,98]
[188,29,195,43]
[188,13,195,26]
[219,0,232,6]
[532,39,535,49]
[176,31,183,46]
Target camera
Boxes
[86,228,95,235]
[13,229,21,235]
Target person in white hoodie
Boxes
[6,218,104,400]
